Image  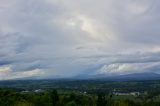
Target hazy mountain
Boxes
[13,72,160,81]
[73,72,160,81]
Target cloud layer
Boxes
[0,0,160,79]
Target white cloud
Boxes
[0,66,44,80]
[98,62,160,75]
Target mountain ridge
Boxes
[73,72,160,81]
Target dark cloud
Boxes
[0,0,160,79]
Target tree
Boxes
[97,93,106,106]
[50,90,59,106]
[65,101,77,106]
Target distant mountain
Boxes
[14,75,63,80]
[109,72,160,81]
[13,72,160,81]
[73,72,160,81]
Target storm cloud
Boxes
[0,0,160,79]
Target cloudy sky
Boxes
[0,0,160,80]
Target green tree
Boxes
[65,101,77,106]
[50,90,59,106]
[97,93,107,106]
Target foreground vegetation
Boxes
[0,80,160,106]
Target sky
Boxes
[0,0,160,80]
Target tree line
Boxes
[0,88,160,106]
